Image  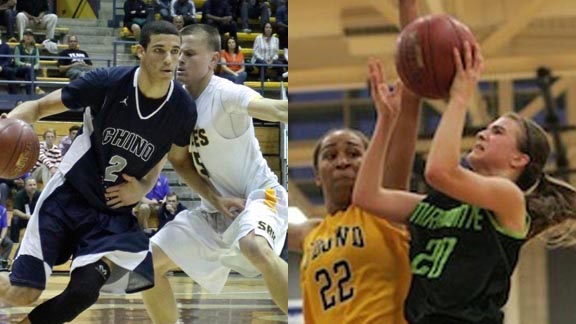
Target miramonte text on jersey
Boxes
[410,202,483,231]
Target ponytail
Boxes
[526,174,576,247]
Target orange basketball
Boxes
[395,14,477,99]
[0,118,39,179]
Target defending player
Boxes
[141,24,288,323]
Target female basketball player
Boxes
[289,57,422,323]
[353,42,576,323]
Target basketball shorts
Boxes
[10,172,153,293]
[151,185,288,293]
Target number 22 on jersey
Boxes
[314,259,354,311]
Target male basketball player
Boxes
[0,21,200,324]
[142,24,288,323]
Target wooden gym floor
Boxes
[0,272,286,324]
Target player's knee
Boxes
[66,282,101,309]
[239,234,274,266]
[9,286,41,306]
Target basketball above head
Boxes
[395,14,477,99]
[0,118,39,179]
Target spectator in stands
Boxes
[240,0,270,33]
[57,35,93,81]
[227,0,242,28]
[58,124,80,157]
[11,177,40,242]
[203,0,238,42]
[171,0,196,26]
[0,0,16,42]
[0,195,13,271]
[134,173,170,230]
[156,0,172,22]
[252,22,284,80]
[14,30,44,95]
[30,129,62,185]
[276,0,287,50]
[15,0,58,49]
[219,37,246,84]
[123,0,148,41]
[172,14,184,30]
[0,175,27,208]
[0,37,17,94]
[156,191,187,230]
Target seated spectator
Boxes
[172,14,184,30]
[123,0,148,41]
[155,0,172,21]
[156,191,187,230]
[58,124,80,156]
[134,173,170,230]
[14,30,44,95]
[30,129,62,185]
[0,0,16,42]
[15,0,58,50]
[276,0,287,50]
[228,0,242,27]
[252,22,285,80]
[0,174,27,207]
[0,37,17,94]
[240,0,270,33]
[219,37,246,84]
[203,0,237,42]
[57,35,93,81]
[171,0,196,26]
[11,177,40,242]
[0,196,13,271]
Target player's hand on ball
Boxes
[449,41,484,104]
[105,174,146,208]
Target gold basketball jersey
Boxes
[300,205,411,323]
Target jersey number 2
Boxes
[314,260,354,311]
[104,155,128,182]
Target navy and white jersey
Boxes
[59,66,196,213]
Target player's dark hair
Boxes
[69,125,80,133]
[140,20,179,49]
[180,24,221,52]
[313,128,369,171]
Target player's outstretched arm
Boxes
[247,98,288,124]
[382,0,422,190]
[167,144,241,218]
[6,90,68,124]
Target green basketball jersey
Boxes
[405,190,527,324]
